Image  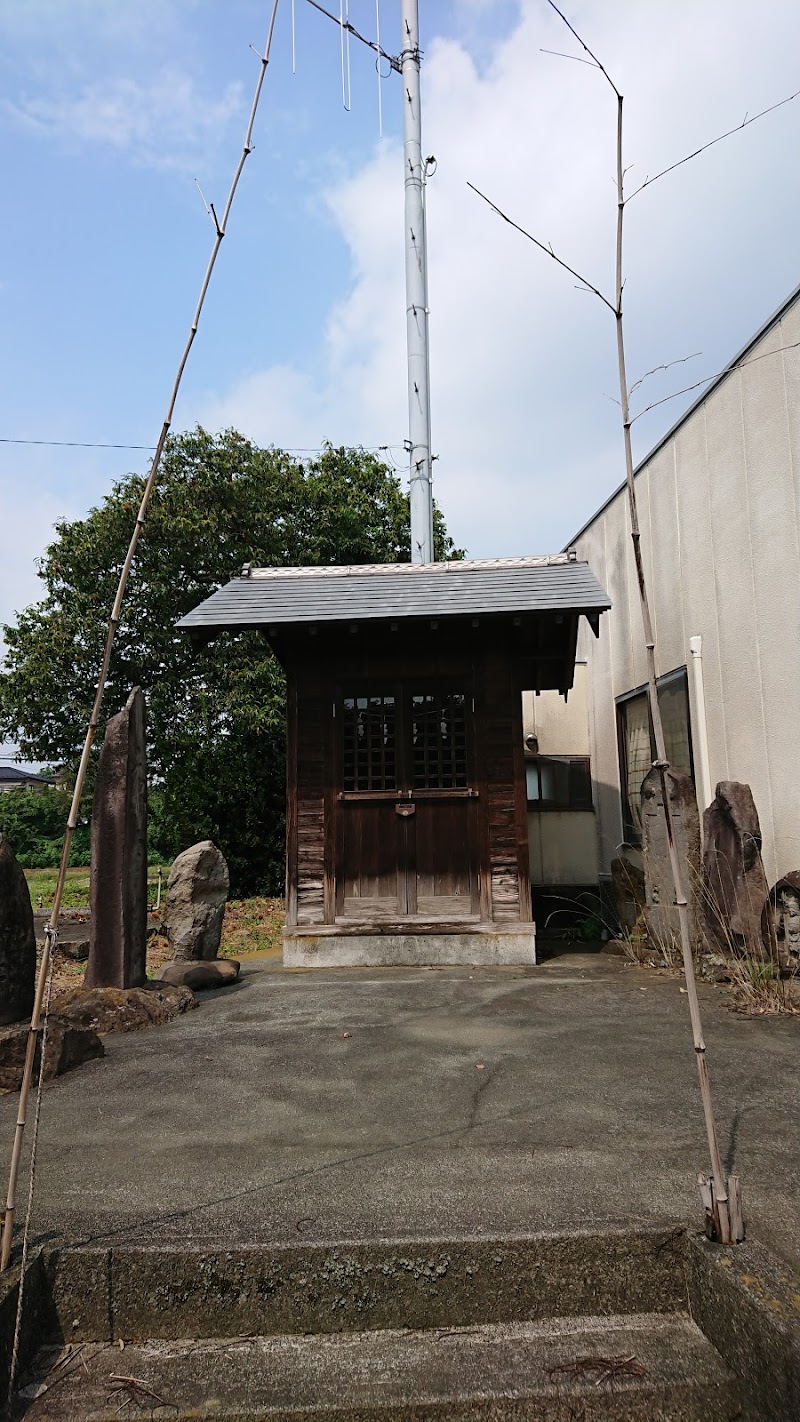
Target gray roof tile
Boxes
[178,556,611,631]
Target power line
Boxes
[0,436,407,455]
[0,437,156,451]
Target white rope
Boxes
[5,933,56,1416]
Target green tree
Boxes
[0,785,90,869]
[0,430,461,893]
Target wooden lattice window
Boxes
[342,695,396,791]
[411,692,468,789]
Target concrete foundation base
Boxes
[283,929,536,968]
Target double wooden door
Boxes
[336,684,480,923]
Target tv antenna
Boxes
[305,0,435,562]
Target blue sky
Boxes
[1,0,799,761]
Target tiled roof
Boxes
[179,555,611,632]
[0,767,51,785]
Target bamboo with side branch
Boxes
[466,0,799,1242]
[1,0,282,1275]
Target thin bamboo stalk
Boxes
[612,88,731,1247]
[472,0,740,1244]
[0,0,282,1275]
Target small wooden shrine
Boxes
[181,554,609,966]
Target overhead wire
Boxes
[0,436,407,456]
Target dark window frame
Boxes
[341,692,397,793]
[525,755,593,812]
[338,679,474,797]
[409,689,469,791]
[616,666,694,846]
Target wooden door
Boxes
[336,684,478,923]
[408,690,479,919]
[337,692,405,920]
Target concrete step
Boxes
[18,1311,742,1421]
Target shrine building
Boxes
[180,554,610,967]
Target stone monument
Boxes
[761,870,800,970]
[0,834,36,1026]
[157,841,239,990]
[162,840,229,960]
[702,781,769,957]
[641,767,703,958]
[84,687,148,989]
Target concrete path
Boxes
[2,951,798,1268]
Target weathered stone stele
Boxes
[641,768,702,958]
[0,833,36,1026]
[163,840,229,961]
[702,780,769,957]
[761,869,800,969]
[84,687,148,989]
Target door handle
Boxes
[395,803,416,817]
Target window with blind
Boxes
[525,756,593,810]
[617,668,693,844]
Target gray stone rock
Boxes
[157,958,240,990]
[84,688,148,990]
[0,834,36,1026]
[163,841,229,961]
[702,781,769,957]
[641,767,702,959]
[610,856,646,934]
[0,1018,104,1093]
[61,939,90,962]
[55,981,197,1034]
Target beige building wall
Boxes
[522,665,591,756]
[523,665,599,885]
[572,292,800,886]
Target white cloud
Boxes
[196,0,800,558]
[0,488,68,636]
[6,69,243,172]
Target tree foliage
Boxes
[0,430,461,893]
[0,786,91,869]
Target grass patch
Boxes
[220,897,284,958]
[147,897,284,967]
[25,866,167,911]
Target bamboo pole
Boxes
[1,0,282,1275]
[470,0,748,1243]
[611,89,732,1244]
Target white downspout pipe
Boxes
[689,636,714,815]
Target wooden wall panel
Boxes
[480,650,527,923]
[295,688,326,925]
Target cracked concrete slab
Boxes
[1,950,797,1270]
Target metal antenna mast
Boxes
[306,0,435,560]
[401,0,434,562]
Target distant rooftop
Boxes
[0,766,52,786]
[179,555,611,633]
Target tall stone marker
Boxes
[0,834,36,1026]
[84,687,148,989]
[641,767,702,958]
[703,780,769,957]
[163,841,229,961]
